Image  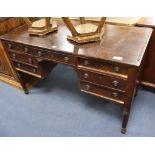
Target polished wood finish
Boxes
[137,18,155,88]
[0,21,152,133]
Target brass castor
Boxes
[24,90,29,94]
[121,128,126,134]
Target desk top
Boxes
[137,17,155,28]
[0,21,152,66]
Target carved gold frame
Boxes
[62,17,106,43]
[23,17,58,36]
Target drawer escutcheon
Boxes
[28,58,32,64]
[84,73,89,79]
[114,66,120,72]
[8,43,12,49]
[12,53,16,59]
[113,92,118,98]
[17,63,21,68]
[85,84,90,90]
[112,80,119,87]
[64,56,70,62]
[84,60,89,66]
[38,51,42,57]
[24,47,28,53]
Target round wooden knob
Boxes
[84,73,89,79]
[112,80,119,87]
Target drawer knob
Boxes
[85,84,90,90]
[99,76,103,80]
[28,58,32,64]
[112,80,119,87]
[24,47,28,53]
[114,66,120,72]
[84,73,89,79]
[17,63,21,68]
[33,68,37,73]
[113,92,118,98]
[12,53,16,59]
[84,60,89,66]
[64,56,69,62]
[38,51,42,57]
[8,44,12,49]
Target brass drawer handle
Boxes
[38,51,42,57]
[12,53,16,59]
[8,44,12,49]
[114,66,120,72]
[85,84,90,90]
[112,80,119,87]
[24,47,28,53]
[84,60,89,66]
[28,58,32,64]
[113,92,118,98]
[17,63,21,68]
[64,56,70,62]
[84,73,89,79]
[33,68,37,73]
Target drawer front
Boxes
[14,62,41,77]
[6,42,52,59]
[80,81,125,104]
[53,53,75,66]
[78,58,128,77]
[10,52,38,66]
[6,42,75,66]
[78,69,127,91]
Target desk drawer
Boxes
[14,62,41,77]
[78,58,128,78]
[10,52,38,66]
[80,81,125,104]
[6,42,52,59]
[53,53,75,66]
[78,69,127,91]
[7,42,35,55]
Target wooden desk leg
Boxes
[121,67,138,134]
[16,72,29,94]
[121,106,131,134]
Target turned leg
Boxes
[121,106,131,134]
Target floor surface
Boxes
[0,64,155,137]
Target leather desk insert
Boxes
[0,21,152,133]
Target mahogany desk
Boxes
[0,21,152,133]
